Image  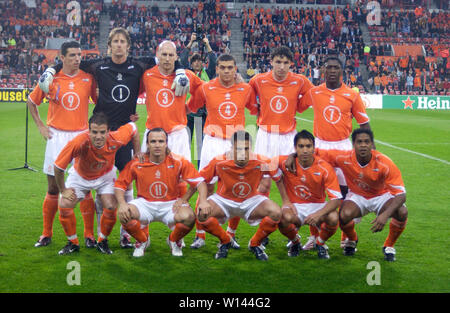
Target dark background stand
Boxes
[9,52,37,172]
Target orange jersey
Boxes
[141,67,203,133]
[273,155,342,203]
[249,71,313,134]
[115,153,204,202]
[331,150,406,199]
[299,83,370,141]
[200,154,276,202]
[28,70,97,131]
[54,122,137,180]
[189,78,258,139]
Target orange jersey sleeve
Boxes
[276,155,342,203]
[189,78,257,139]
[335,150,406,199]
[28,70,95,131]
[301,83,370,141]
[142,68,202,133]
[56,122,136,180]
[115,153,203,201]
[250,71,313,134]
[200,154,274,202]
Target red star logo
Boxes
[402,96,415,109]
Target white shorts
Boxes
[208,194,268,226]
[199,134,232,170]
[255,128,296,159]
[142,127,191,161]
[66,167,117,200]
[43,127,86,175]
[315,137,352,186]
[345,191,394,217]
[292,202,327,225]
[130,198,176,228]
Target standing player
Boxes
[293,56,373,250]
[188,53,258,249]
[28,41,97,248]
[249,46,314,160]
[140,40,203,161]
[333,129,408,261]
[275,130,342,259]
[185,131,281,261]
[114,128,210,257]
[53,113,140,255]
[38,28,190,248]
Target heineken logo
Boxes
[383,95,450,110]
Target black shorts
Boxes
[115,140,133,172]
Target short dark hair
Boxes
[231,130,252,145]
[190,53,202,63]
[294,130,315,147]
[147,127,168,143]
[325,56,343,69]
[89,112,109,129]
[217,53,236,65]
[351,128,374,143]
[61,41,81,56]
[270,46,294,62]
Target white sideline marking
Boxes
[295,116,450,165]
[374,140,450,165]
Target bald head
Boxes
[157,40,178,75]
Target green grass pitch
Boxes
[0,101,449,293]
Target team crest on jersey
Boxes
[330,95,335,104]
[155,170,161,179]
[68,82,75,90]
[277,87,283,93]
[117,73,123,81]
[358,172,364,179]
[225,93,231,100]
[239,174,245,180]
[163,79,168,87]
[301,175,306,182]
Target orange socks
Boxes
[200,217,231,244]
[250,216,279,247]
[317,223,338,245]
[59,207,79,245]
[79,193,95,239]
[42,193,59,237]
[98,208,117,242]
[279,223,299,243]
[226,216,240,237]
[309,224,320,237]
[123,220,148,243]
[169,223,192,243]
[384,218,407,247]
[340,220,358,241]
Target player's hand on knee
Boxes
[118,204,132,224]
[304,212,321,227]
[61,188,76,202]
[197,202,212,221]
[171,69,190,96]
[370,213,388,233]
[38,68,56,93]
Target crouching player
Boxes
[335,129,408,261]
[185,131,281,261]
[54,113,140,255]
[114,128,210,257]
[275,130,342,259]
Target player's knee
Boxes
[177,209,195,227]
[280,210,295,225]
[396,205,408,221]
[266,204,282,221]
[326,211,339,227]
[339,207,354,225]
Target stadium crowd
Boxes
[242,3,366,91]
[0,0,101,87]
